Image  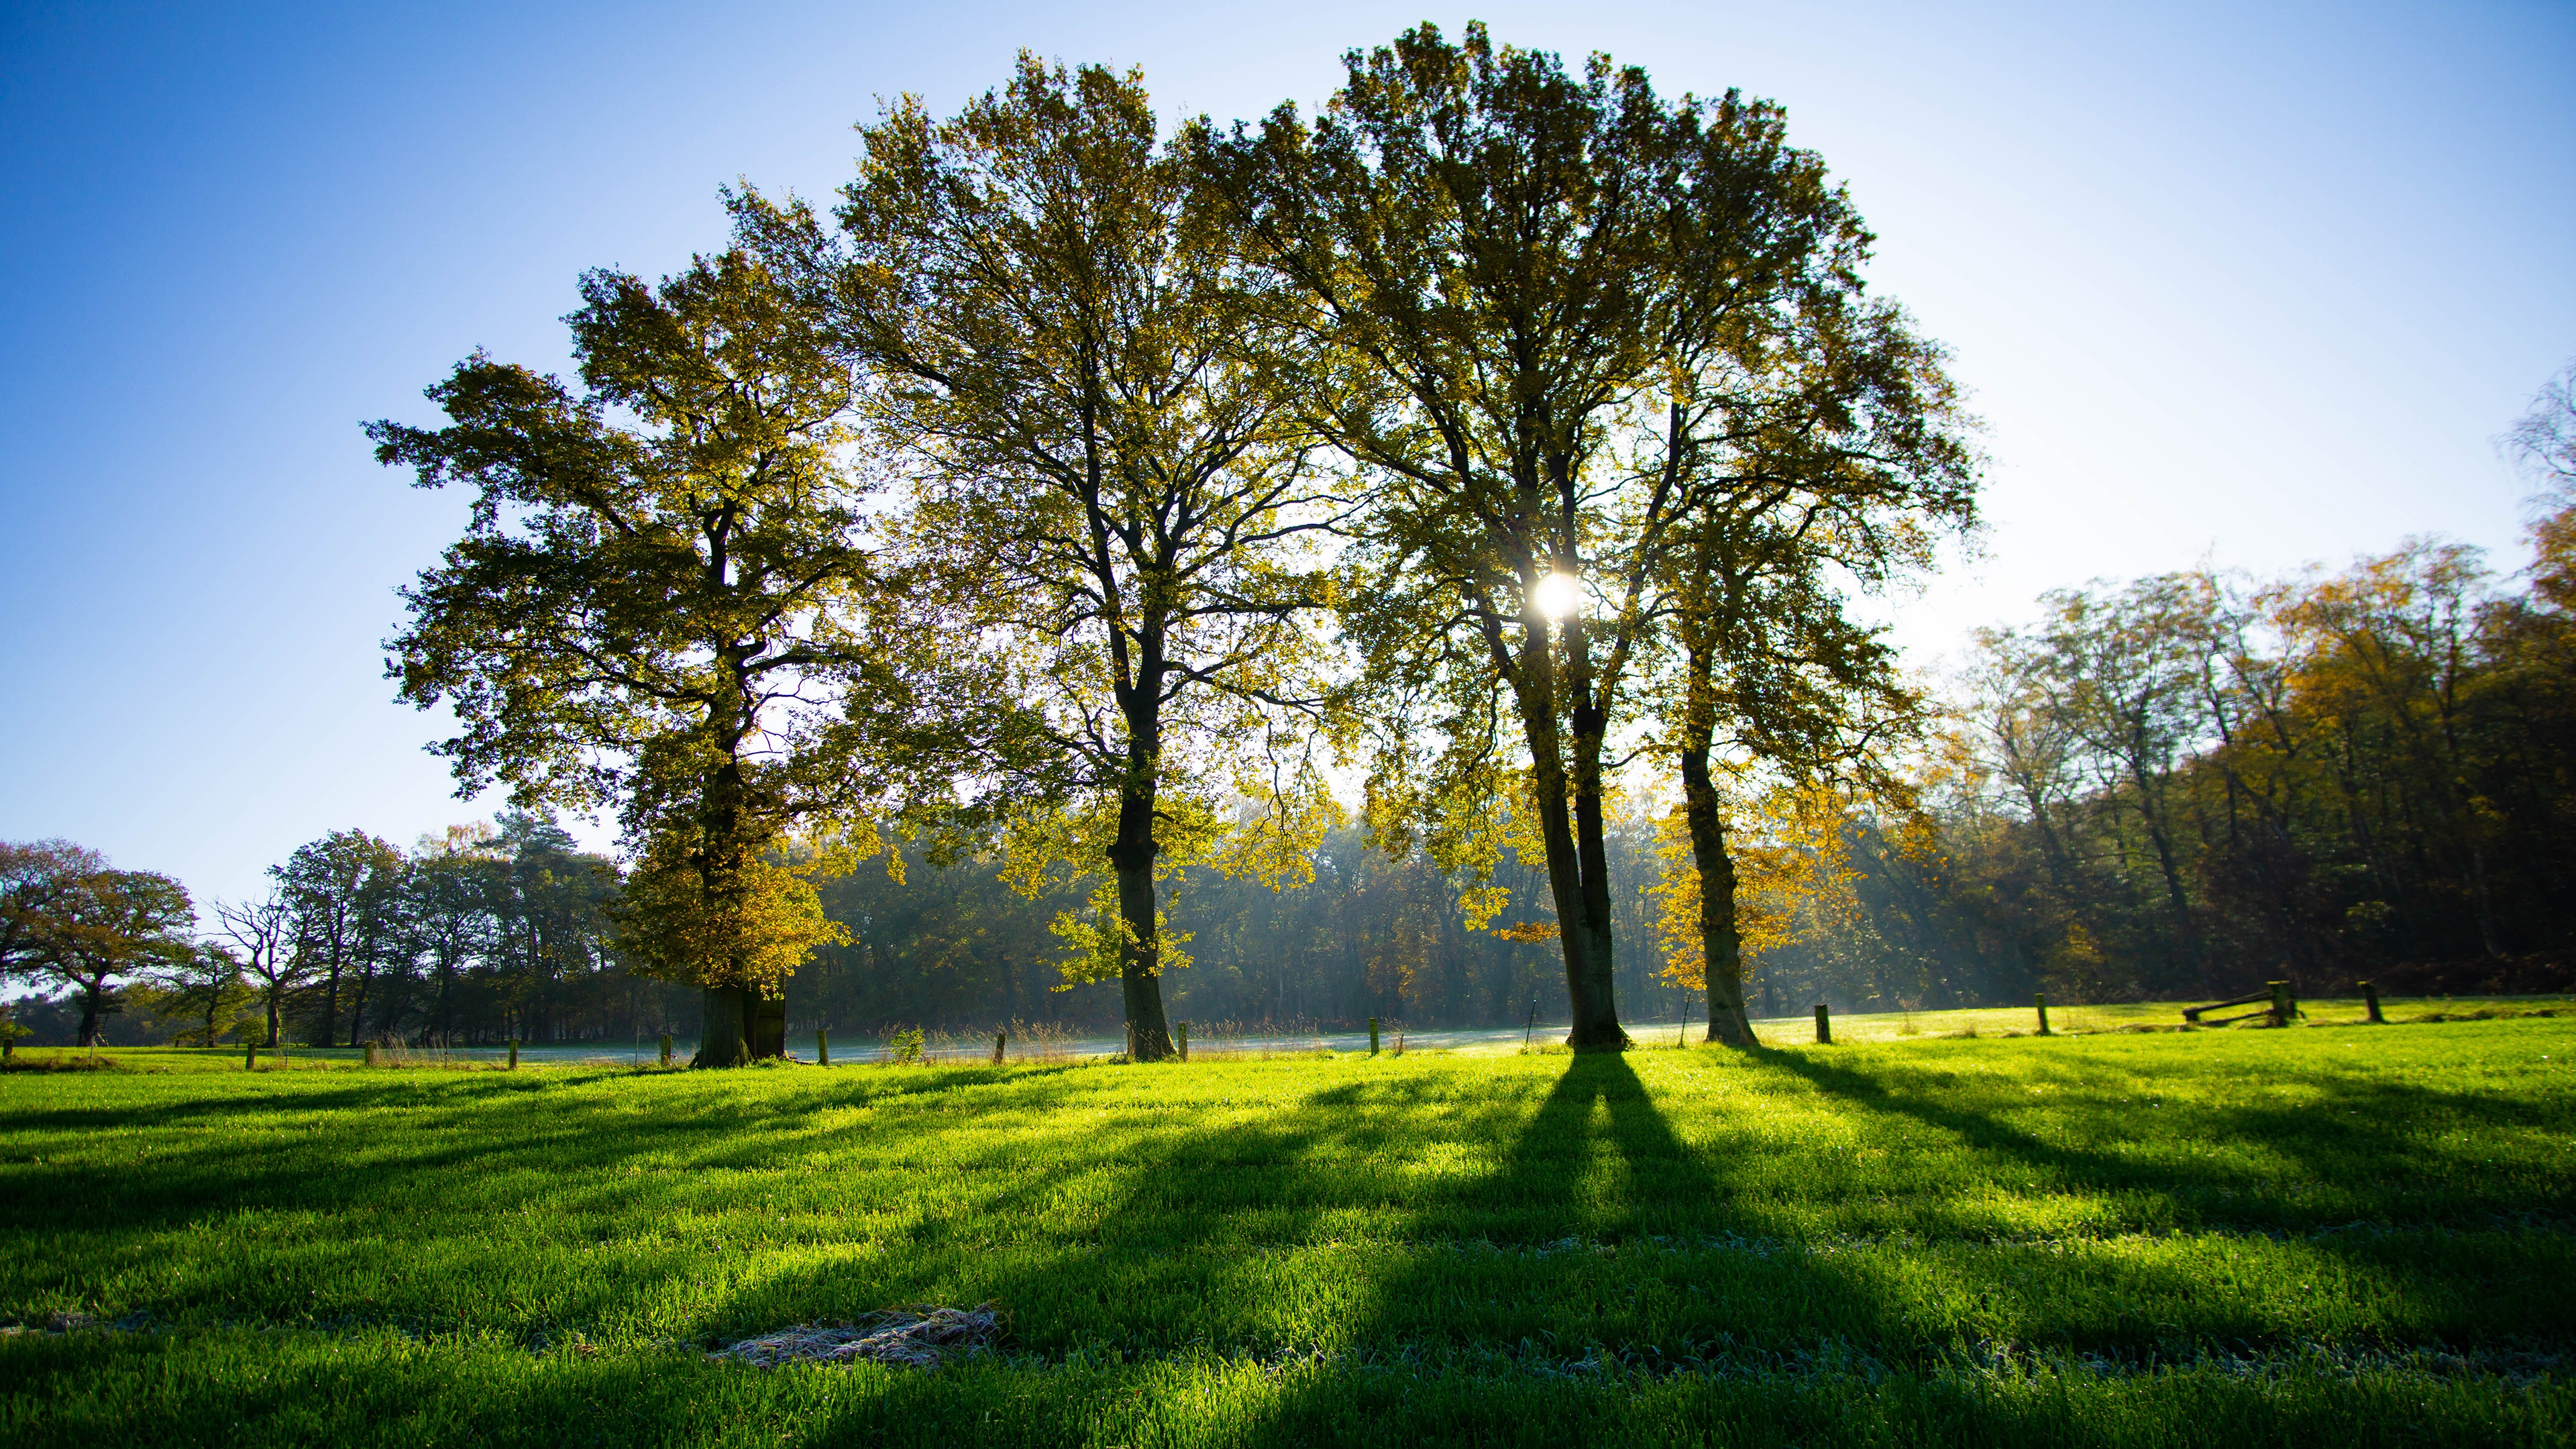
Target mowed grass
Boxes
[2,1012,2571,1446]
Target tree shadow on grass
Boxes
[1758,1044,2567,1230]
[17,1045,2569,1446]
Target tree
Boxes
[20,868,195,1046]
[1199,25,1974,1048]
[1646,92,1978,1042]
[1,840,104,983]
[213,890,307,1049]
[1199,24,1707,1050]
[405,823,506,1046]
[739,56,1344,1060]
[371,250,934,1066]
[272,829,406,1045]
[2502,358,2575,497]
[146,943,259,1047]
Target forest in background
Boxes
[11,500,2567,1050]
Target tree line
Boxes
[5,488,2569,1047]
[5,26,2565,1057]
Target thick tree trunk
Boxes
[77,984,103,1049]
[1680,741,1758,1047]
[692,985,755,1068]
[1533,757,1627,1052]
[1108,789,1175,1061]
[1564,704,1627,1051]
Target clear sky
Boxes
[3,0,2570,911]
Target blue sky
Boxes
[2,0,2570,910]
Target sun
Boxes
[1531,572,1581,620]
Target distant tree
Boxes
[19,868,195,1046]
[213,890,307,1049]
[739,56,1344,1059]
[370,250,964,1066]
[272,830,405,1045]
[405,822,506,1046]
[145,942,259,1046]
[2502,358,2575,496]
[1,840,104,983]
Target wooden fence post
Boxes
[244,1040,256,1071]
[2362,981,2384,1024]
[508,1040,519,1070]
[2266,981,2290,1028]
[364,1042,378,1068]
[659,1033,674,1067]
[2035,993,2051,1036]
[1177,1022,1189,1062]
[992,1031,1006,1066]
[816,1030,829,1067]
[1814,1004,1833,1044]
[1367,1017,1380,1055]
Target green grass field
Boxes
[3,1004,2571,1446]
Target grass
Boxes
[3,1006,2571,1446]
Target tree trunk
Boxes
[76,983,103,1048]
[1532,753,1625,1052]
[692,985,755,1068]
[1564,704,1627,1051]
[1680,741,1758,1047]
[345,962,373,1047]
[1108,789,1175,1061]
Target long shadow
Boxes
[1761,1044,2568,1231]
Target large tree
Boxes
[1198,24,1960,1048]
[738,56,1344,1060]
[1,840,103,983]
[19,867,195,1046]
[1644,116,1980,1044]
[371,250,920,1065]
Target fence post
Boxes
[1367,1017,1380,1055]
[2362,981,2383,1024]
[2266,981,2290,1028]
[816,1030,829,1067]
[1177,1021,1189,1062]
[2035,993,2051,1036]
[244,1040,256,1071]
[659,1033,674,1067]
[364,1042,378,1068]
[508,1040,519,1070]
[993,1031,1006,1066]
[1814,1004,1833,1044]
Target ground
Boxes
[1,1000,2570,1446]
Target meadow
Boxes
[1,1003,2570,1446]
